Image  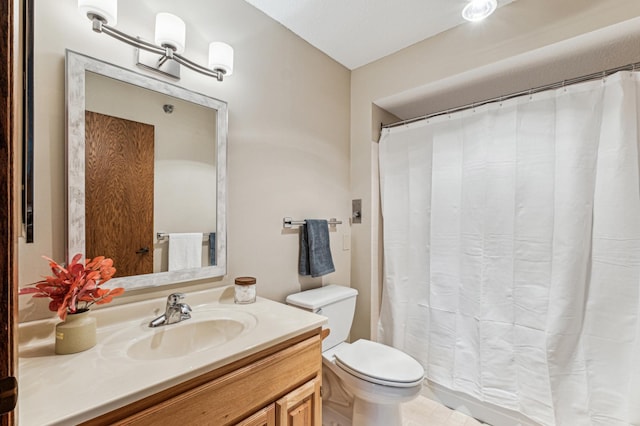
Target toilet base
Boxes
[322,405,351,426]
[322,349,422,426]
[352,398,402,426]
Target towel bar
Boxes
[282,217,342,229]
[156,232,212,241]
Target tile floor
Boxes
[402,396,486,426]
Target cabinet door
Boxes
[275,378,321,426]
[236,404,276,426]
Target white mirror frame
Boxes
[66,50,227,291]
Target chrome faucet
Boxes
[149,293,192,327]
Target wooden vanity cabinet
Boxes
[82,329,322,426]
[237,377,321,426]
[235,404,275,426]
[275,377,321,425]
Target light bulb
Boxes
[155,13,186,54]
[78,0,117,25]
[208,42,234,76]
[462,0,497,22]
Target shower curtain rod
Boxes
[382,60,640,130]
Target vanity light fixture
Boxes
[77,0,234,81]
[462,0,498,22]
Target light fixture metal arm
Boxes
[90,16,225,81]
[172,53,225,82]
[92,17,164,56]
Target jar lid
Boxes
[235,276,256,286]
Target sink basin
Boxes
[102,309,257,361]
[128,318,245,360]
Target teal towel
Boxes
[299,219,335,277]
[208,232,216,266]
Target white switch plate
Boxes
[343,234,351,251]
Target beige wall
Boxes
[350,0,640,341]
[19,0,351,320]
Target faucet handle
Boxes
[181,303,192,313]
[167,292,186,306]
[180,303,192,319]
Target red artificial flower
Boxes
[19,253,124,320]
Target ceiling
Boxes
[242,0,513,70]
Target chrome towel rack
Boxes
[156,232,213,241]
[282,217,342,229]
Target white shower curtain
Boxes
[378,71,640,426]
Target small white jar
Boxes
[234,276,257,304]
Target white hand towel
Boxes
[168,233,203,271]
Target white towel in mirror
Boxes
[168,233,202,271]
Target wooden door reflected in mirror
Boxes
[85,111,154,277]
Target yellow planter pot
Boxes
[55,309,97,355]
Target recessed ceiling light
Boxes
[462,0,498,22]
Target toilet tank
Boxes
[286,285,358,351]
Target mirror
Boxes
[66,50,227,291]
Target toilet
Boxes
[286,285,424,426]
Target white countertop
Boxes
[18,285,326,426]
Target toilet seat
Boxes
[333,340,424,388]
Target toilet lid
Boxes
[334,340,424,387]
